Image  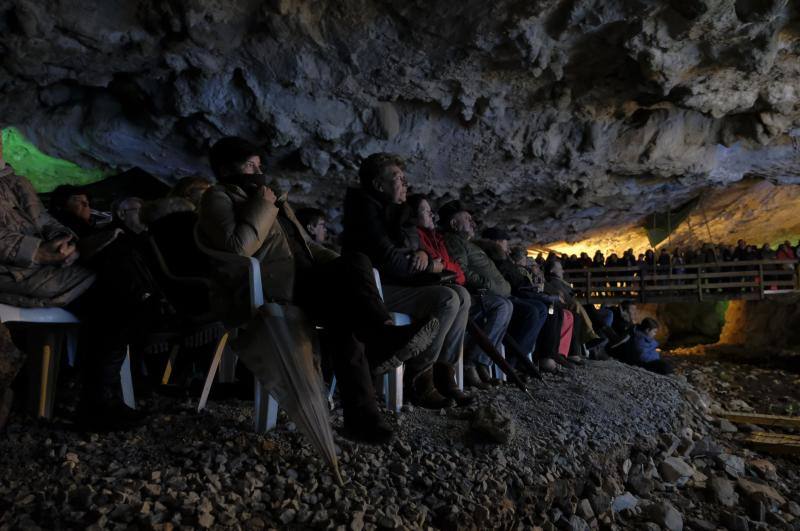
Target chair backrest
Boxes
[193,224,264,314]
[372,268,385,301]
[0,303,79,325]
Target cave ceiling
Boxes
[1,0,799,244]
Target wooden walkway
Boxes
[563,259,799,304]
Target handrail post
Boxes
[640,267,645,303]
[697,267,703,302]
[758,263,765,300]
[586,270,592,304]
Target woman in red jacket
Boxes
[405,194,466,285]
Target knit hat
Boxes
[437,200,468,228]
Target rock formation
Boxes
[1,0,799,242]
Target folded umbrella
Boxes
[234,303,343,485]
[466,319,535,401]
[501,334,544,382]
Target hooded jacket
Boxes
[0,166,95,307]
[198,179,336,304]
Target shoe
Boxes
[567,355,585,366]
[371,317,440,376]
[550,355,572,368]
[406,369,455,409]
[343,413,393,445]
[537,358,558,373]
[464,366,489,390]
[433,363,475,407]
[76,399,148,432]
[0,388,13,432]
[585,337,608,352]
[476,364,500,386]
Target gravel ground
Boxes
[1,355,795,530]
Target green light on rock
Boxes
[1,127,107,192]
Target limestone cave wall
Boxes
[718,294,800,350]
[1,0,799,241]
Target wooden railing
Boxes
[563,260,800,304]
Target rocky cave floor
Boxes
[0,355,799,530]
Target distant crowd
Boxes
[542,240,800,272]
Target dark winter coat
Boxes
[0,166,95,307]
[341,187,430,284]
[198,181,337,305]
[442,232,511,297]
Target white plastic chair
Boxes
[193,228,279,433]
[493,344,508,383]
[0,303,135,416]
[371,269,411,412]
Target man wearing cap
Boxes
[437,201,519,389]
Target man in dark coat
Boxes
[342,153,471,408]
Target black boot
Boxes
[343,411,393,445]
[476,364,500,386]
[370,317,440,376]
[406,369,454,409]
[463,366,489,390]
[433,362,474,407]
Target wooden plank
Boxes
[719,411,800,429]
[642,284,705,291]
[745,432,800,456]
[697,281,761,289]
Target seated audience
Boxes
[112,196,147,235]
[198,138,440,443]
[437,202,522,388]
[49,185,122,261]
[0,141,147,430]
[405,194,466,285]
[341,154,470,408]
[629,318,673,375]
[543,259,607,360]
[476,228,566,367]
[296,207,329,246]
[169,176,212,208]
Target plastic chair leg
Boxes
[197,332,229,412]
[30,332,61,419]
[254,378,278,433]
[66,330,78,368]
[38,339,55,418]
[386,365,404,413]
[456,343,464,391]
[494,344,507,382]
[161,345,180,385]
[120,346,136,409]
[328,375,337,401]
